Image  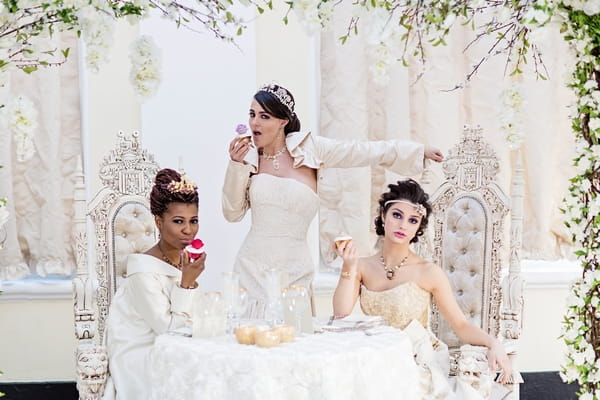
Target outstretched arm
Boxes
[426,264,512,384]
[332,240,362,317]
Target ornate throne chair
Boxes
[427,125,524,398]
[72,131,160,399]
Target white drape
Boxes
[318,7,575,270]
[0,32,81,279]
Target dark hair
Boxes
[254,84,301,135]
[150,168,199,216]
[374,179,432,244]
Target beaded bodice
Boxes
[360,281,430,330]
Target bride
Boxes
[332,178,512,398]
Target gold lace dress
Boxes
[360,281,430,330]
[360,281,487,400]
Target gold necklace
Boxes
[379,254,409,280]
[260,146,287,170]
[158,242,181,270]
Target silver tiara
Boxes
[258,84,295,114]
[384,200,426,217]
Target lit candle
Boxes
[235,325,257,345]
[255,328,281,348]
[274,324,296,343]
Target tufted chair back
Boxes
[428,125,520,377]
[73,131,160,399]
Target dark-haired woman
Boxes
[105,169,206,400]
[332,179,512,398]
[222,83,444,318]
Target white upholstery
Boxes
[73,131,160,400]
[426,125,523,398]
[438,196,486,348]
[112,202,156,279]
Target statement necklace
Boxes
[379,254,409,280]
[158,242,181,270]
[260,146,287,170]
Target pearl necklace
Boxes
[379,254,409,280]
[158,242,181,270]
[260,146,287,170]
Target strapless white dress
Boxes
[234,173,319,318]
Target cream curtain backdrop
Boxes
[0,32,81,280]
[317,6,575,271]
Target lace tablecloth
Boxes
[150,327,421,400]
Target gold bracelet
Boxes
[179,281,198,290]
[340,271,353,279]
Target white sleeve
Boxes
[222,159,254,222]
[128,273,198,335]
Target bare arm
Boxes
[332,240,362,317]
[425,264,513,383]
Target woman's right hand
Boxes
[335,239,359,274]
[180,252,207,288]
[229,137,252,163]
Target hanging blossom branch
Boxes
[0,0,275,84]
[284,0,555,85]
[559,3,600,398]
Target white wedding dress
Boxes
[235,173,319,317]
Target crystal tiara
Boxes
[258,84,295,114]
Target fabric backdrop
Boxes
[317,5,575,271]
[0,32,81,280]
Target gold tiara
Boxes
[384,200,426,217]
[258,84,295,114]
[165,176,197,195]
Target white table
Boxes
[149,327,421,400]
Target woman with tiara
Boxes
[222,83,443,318]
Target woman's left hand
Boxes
[424,146,444,162]
[487,340,513,385]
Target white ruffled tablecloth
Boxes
[149,327,421,400]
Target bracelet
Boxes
[340,271,353,279]
[179,281,198,290]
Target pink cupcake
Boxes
[235,124,251,144]
[185,239,205,260]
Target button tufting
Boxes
[457,289,463,296]
[461,248,467,254]
[122,233,127,238]
[470,270,476,277]
[449,266,455,272]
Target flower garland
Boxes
[2,95,38,162]
[558,3,600,398]
[499,83,526,151]
[129,35,161,100]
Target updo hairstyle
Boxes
[254,84,301,135]
[149,168,199,217]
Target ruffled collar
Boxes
[243,131,315,172]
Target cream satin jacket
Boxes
[222,130,425,263]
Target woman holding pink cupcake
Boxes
[222,83,443,319]
[104,168,207,400]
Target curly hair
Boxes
[374,179,432,244]
[149,168,199,216]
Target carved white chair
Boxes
[427,125,524,399]
[72,131,160,399]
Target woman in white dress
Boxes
[332,179,512,398]
[222,83,444,318]
[105,169,207,400]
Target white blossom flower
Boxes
[129,35,162,100]
[2,95,38,161]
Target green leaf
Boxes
[22,66,38,74]
[62,48,70,58]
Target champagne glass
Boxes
[222,271,240,333]
[282,286,308,335]
[232,287,249,328]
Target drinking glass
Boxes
[231,287,249,328]
[194,291,226,338]
[282,286,308,334]
[222,271,240,332]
